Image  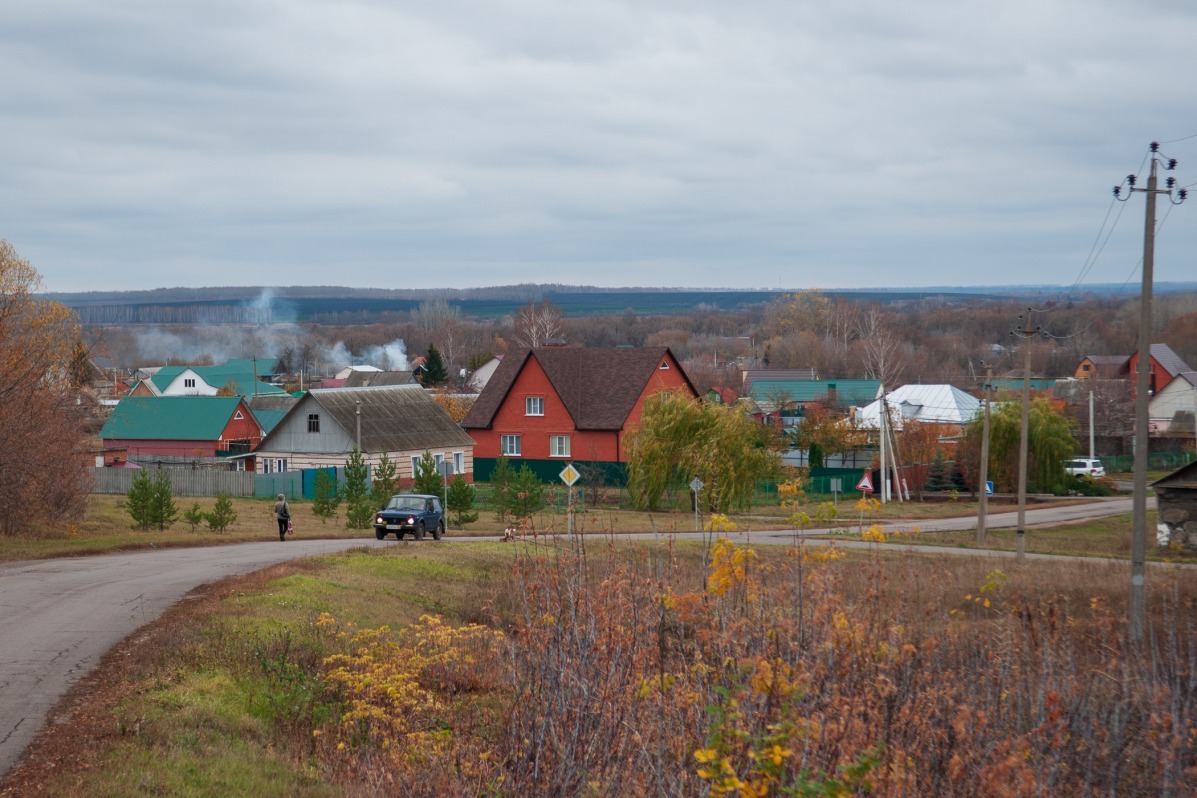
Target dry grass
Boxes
[6,540,1194,797]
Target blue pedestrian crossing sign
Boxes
[985,481,994,496]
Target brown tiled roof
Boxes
[461,347,694,431]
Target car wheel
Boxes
[415,521,425,541]
[433,522,443,541]
[375,528,385,540]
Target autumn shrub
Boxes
[297,541,1194,796]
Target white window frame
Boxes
[501,434,522,456]
[411,455,421,474]
[234,410,244,420]
[453,451,464,474]
[525,396,544,416]
[549,435,571,458]
[184,378,196,388]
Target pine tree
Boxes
[183,501,206,532]
[205,493,237,532]
[312,468,340,525]
[489,456,515,521]
[151,469,177,530]
[421,345,449,387]
[412,450,443,496]
[370,452,398,509]
[447,474,478,526]
[507,466,544,521]
[342,448,373,529]
[126,469,156,530]
[924,453,949,493]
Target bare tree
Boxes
[512,299,564,348]
[859,306,907,388]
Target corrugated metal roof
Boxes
[743,369,818,390]
[100,396,252,440]
[747,379,882,407]
[342,370,415,388]
[856,384,980,428]
[1150,344,1191,378]
[306,385,474,451]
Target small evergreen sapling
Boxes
[412,450,443,496]
[183,501,206,532]
[370,452,398,509]
[206,493,237,532]
[446,474,478,526]
[126,469,156,530]
[312,468,340,525]
[342,448,374,529]
[151,469,178,530]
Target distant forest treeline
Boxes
[44,283,1065,325]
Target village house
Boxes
[251,384,475,482]
[460,346,697,480]
[99,395,265,464]
[128,358,286,398]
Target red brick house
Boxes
[99,396,265,463]
[1127,343,1191,397]
[461,347,697,480]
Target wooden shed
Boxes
[1151,460,1197,551]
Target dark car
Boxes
[373,494,445,540]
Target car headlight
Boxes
[407,516,416,524]
[376,516,383,524]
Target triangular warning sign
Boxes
[856,472,874,492]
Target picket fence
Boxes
[91,467,258,498]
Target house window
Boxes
[526,397,544,416]
[659,361,670,370]
[501,434,522,456]
[184,378,196,388]
[275,458,288,473]
[1081,363,1091,372]
[549,435,571,457]
[308,414,320,433]
[411,456,421,474]
[234,410,244,420]
[434,452,446,473]
[453,451,464,474]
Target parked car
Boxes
[373,494,445,540]
[1065,458,1106,479]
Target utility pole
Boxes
[878,386,888,504]
[1115,142,1186,643]
[1089,391,1096,461]
[1011,310,1037,562]
[977,365,992,546]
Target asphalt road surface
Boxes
[0,538,389,777]
[0,496,1156,778]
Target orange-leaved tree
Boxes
[0,240,89,534]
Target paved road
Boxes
[0,538,390,777]
[0,496,1156,778]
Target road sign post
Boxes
[559,464,581,538]
[689,477,704,531]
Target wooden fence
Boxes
[91,467,257,498]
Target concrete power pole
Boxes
[1012,311,1037,562]
[1115,142,1187,643]
[977,365,992,546]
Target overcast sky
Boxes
[4,1,1196,293]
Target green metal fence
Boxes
[1099,451,1196,475]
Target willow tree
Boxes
[624,392,783,513]
[0,240,88,534]
[961,397,1076,495]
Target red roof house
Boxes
[461,347,698,475]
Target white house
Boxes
[1149,371,1197,432]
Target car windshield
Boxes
[387,497,426,511]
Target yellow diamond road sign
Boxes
[559,464,580,486]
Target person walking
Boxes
[274,493,290,541]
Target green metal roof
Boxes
[100,396,251,440]
[747,379,882,406]
[148,362,285,396]
[250,408,288,435]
